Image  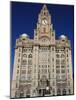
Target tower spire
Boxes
[42,4,48,10]
[40,4,49,16]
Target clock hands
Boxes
[42,19,47,25]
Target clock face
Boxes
[42,19,48,25]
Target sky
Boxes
[11,2,74,79]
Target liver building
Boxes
[11,5,73,98]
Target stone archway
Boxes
[38,76,50,96]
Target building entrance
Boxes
[38,77,50,96]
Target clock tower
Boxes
[32,5,57,97]
[34,4,55,45]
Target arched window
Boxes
[28,54,32,58]
[63,89,66,95]
[23,54,27,57]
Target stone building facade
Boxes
[11,5,73,98]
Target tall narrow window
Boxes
[43,28,46,32]
[17,70,19,74]
[18,59,20,62]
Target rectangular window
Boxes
[68,69,69,73]
[20,76,26,81]
[67,59,69,62]
[68,82,70,86]
[61,60,65,65]
[56,75,60,80]
[28,60,32,65]
[61,66,65,68]
[56,70,60,73]
[22,60,27,65]
[52,69,54,72]
[56,59,60,64]
[17,70,19,74]
[21,70,26,74]
[56,54,59,58]
[52,47,54,51]
[18,59,20,62]
[56,66,60,68]
[16,76,19,80]
[16,83,18,88]
[17,66,19,68]
[61,70,65,73]
[28,69,31,74]
[67,54,68,57]
[52,58,54,61]
[19,53,20,57]
[28,75,31,80]
[53,81,55,86]
[19,48,21,52]
[61,75,65,79]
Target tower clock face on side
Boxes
[42,19,48,25]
